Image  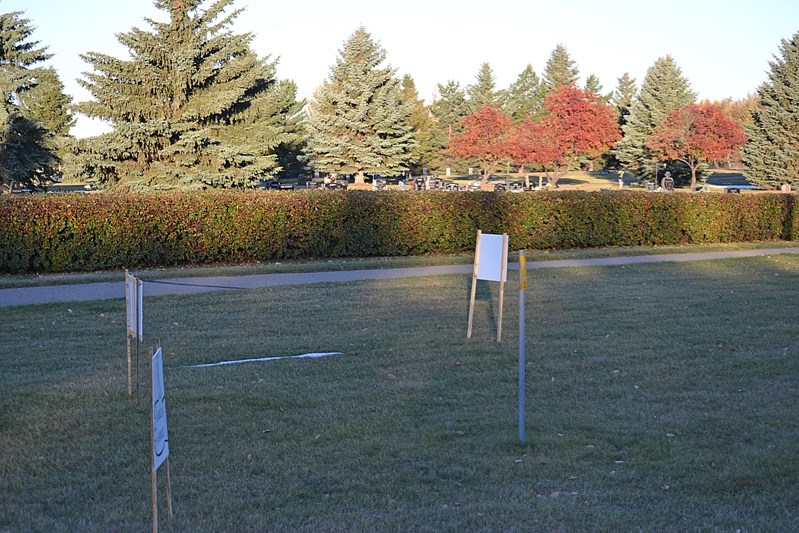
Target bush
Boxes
[1,190,797,274]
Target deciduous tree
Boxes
[505,116,562,182]
[535,84,620,187]
[449,105,511,185]
[648,102,746,190]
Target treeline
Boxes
[1,1,797,192]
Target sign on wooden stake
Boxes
[467,230,509,342]
[150,344,173,532]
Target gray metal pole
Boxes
[518,250,527,444]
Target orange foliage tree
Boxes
[448,105,512,185]
[506,84,620,188]
[648,101,746,190]
[505,117,563,186]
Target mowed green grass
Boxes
[1,255,798,531]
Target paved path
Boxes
[2,247,799,308]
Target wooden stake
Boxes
[125,271,132,396]
[126,333,132,395]
[466,230,482,338]
[150,346,158,533]
[165,458,173,517]
[496,233,509,343]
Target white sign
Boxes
[137,279,143,342]
[152,348,169,471]
[125,273,143,341]
[125,273,135,334]
[467,231,509,342]
[476,233,508,282]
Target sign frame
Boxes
[467,230,509,342]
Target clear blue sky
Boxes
[4,0,798,137]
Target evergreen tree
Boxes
[584,74,610,103]
[261,79,307,180]
[742,31,799,189]
[21,67,74,137]
[0,10,64,190]
[401,74,436,175]
[467,62,498,111]
[614,56,695,179]
[543,44,579,92]
[306,26,414,183]
[611,72,637,127]
[75,0,304,191]
[501,64,546,122]
[429,80,469,173]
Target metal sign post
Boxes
[518,250,528,444]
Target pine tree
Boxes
[75,0,303,191]
[306,26,414,184]
[614,56,695,179]
[467,63,498,111]
[429,80,469,173]
[584,74,610,103]
[742,32,799,189]
[401,74,436,175]
[502,64,546,122]
[611,73,637,127]
[543,44,579,93]
[21,67,73,137]
[0,10,64,190]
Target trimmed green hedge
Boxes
[1,190,797,273]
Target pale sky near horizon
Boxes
[3,0,798,137]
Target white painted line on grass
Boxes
[190,352,343,368]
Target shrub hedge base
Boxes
[1,190,797,274]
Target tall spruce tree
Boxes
[614,55,695,179]
[611,73,637,127]
[429,80,469,173]
[401,74,436,175]
[584,74,610,103]
[75,0,304,191]
[467,62,498,111]
[306,26,414,183]
[21,67,74,137]
[543,44,579,93]
[742,31,799,189]
[0,10,66,190]
[502,64,546,122]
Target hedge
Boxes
[1,190,797,274]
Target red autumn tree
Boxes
[538,84,621,187]
[648,101,747,190]
[448,105,512,185]
[506,84,619,188]
[505,117,563,185]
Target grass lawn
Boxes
[483,169,757,192]
[1,255,798,531]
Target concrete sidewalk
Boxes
[2,247,799,308]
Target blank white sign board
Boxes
[467,231,509,342]
[476,233,508,282]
